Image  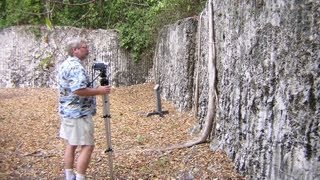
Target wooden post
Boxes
[147,84,168,117]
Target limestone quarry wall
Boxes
[153,17,198,111]
[153,0,319,179]
[0,26,151,88]
[0,0,319,179]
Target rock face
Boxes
[153,18,198,111]
[153,0,319,179]
[0,0,319,179]
[0,26,151,87]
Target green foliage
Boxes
[45,17,53,30]
[0,0,6,28]
[28,26,42,39]
[1,0,206,61]
[1,0,43,29]
[38,55,54,70]
[110,0,206,61]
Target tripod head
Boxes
[88,61,110,87]
[99,69,109,86]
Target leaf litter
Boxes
[0,83,245,179]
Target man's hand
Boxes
[96,86,111,95]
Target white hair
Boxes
[66,38,86,56]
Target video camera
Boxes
[92,62,108,71]
[89,61,110,87]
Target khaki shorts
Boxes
[59,115,94,145]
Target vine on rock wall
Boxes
[153,0,217,151]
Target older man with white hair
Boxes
[57,38,111,180]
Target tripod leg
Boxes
[103,94,114,179]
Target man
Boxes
[57,38,111,180]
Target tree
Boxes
[149,0,217,152]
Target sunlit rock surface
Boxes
[154,0,319,179]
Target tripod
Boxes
[99,70,114,180]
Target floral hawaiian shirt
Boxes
[57,56,96,118]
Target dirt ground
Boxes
[0,83,245,179]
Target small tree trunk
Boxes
[194,11,204,117]
[156,0,217,151]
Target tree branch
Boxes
[15,7,54,16]
[124,2,150,7]
[48,0,96,6]
[71,8,92,26]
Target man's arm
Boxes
[74,86,111,96]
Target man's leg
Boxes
[76,145,94,176]
[64,144,77,168]
[64,144,77,180]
